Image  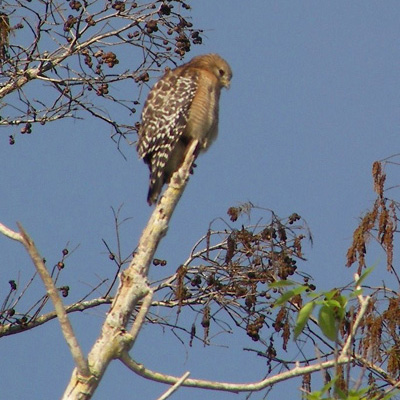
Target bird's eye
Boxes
[219,68,225,77]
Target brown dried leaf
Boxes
[372,161,385,198]
[201,305,210,343]
[175,265,187,311]
[346,206,378,273]
[225,233,236,264]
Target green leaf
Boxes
[274,289,296,306]
[355,266,374,287]
[323,289,343,301]
[351,288,363,298]
[268,280,296,288]
[294,301,315,339]
[306,378,336,400]
[324,296,347,322]
[345,387,370,400]
[335,294,347,308]
[273,285,308,307]
[318,305,338,341]
[324,299,342,309]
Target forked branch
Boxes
[117,281,371,395]
[62,140,199,399]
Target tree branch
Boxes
[62,140,199,399]
[129,289,153,342]
[0,297,111,337]
[0,223,23,241]
[16,223,90,377]
[119,352,349,393]
[117,287,372,394]
[339,276,370,359]
[157,371,191,400]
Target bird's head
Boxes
[189,53,232,89]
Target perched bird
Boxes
[137,53,232,205]
[0,13,10,61]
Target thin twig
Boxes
[0,297,111,337]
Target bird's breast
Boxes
[185,78,221,150]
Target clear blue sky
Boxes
[1,1,400,399]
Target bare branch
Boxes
[1,1,204,140]
[119,351,350,393]
[157,371,191,400]
[16,223,90,377]
[129,289,153,342]
[62,140,199,399]
[0,222,23,241]
[0,297,111,337]
[339,277,370,359]
[118,287,373,394]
